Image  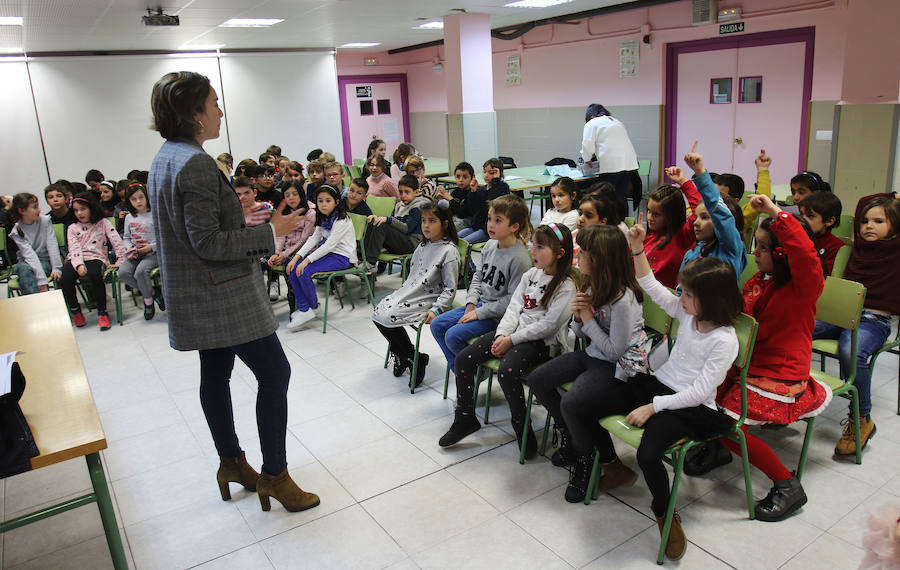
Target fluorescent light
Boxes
[177,44,224,50]
[0,47,23,53]
[504,0,573,7]
[413,21,443,30]
[340,42,381,48]
[0,16,24,25]
[219,18,283,27]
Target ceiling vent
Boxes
[691,0,716,26]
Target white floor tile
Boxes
[193,544,274,569]
[4,532,129,570]
[101,421,202,481]
[401,414,514,468]
[781,532,866,569]
[585,525,731,569]
[97,393,184,443]
[362,471,499,553]
[1,499,105,567]
[3,459,91,516]
[290,404,395,459]
[365,388,456,432]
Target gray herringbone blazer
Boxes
[149,139,277,351]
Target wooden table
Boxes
[0,291,127,569]
[438,164,599,216]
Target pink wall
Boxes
[840,0,900,103]
[337,0,850,112]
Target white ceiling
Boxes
[0,0,640,53]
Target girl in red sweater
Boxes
[689,195,832,523]
[642,165,700,288]
[813,192,900,457]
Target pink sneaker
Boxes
[98,314,111,331]
[72,311,86,327]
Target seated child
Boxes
[365,154,399,199]
[431,194,533,373]
[305,160,325,196]
[799,191,844,275]
[285,185,357,330]
[390,143,415,179]
[572,188,626,266]
[267,181,316,305]
[98,180,119,218]
[45,183,77,228]
[323,161,346,197]
[278,161,305,191]
[714,173,745,200]
[113,180,131,233]
[361,139,392,179]
[85,169,104,193]
[642,166,701,288]
[251,164,283,207]
[740,150,771,231]
[540,176,579,231]
[790,170,831,206]
[118,184,163,320]
[345,178,373,216]
[8,193,62,294]
[437,161,476,230]
[373,200,460,385]
[440,224,576,457]
[59,192,127,330]
[458,158,511,244]
[364,174,429,267]
[403,156,438,202]
[234,176,272,227]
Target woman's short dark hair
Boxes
[124,183,149,215]
[585,103,611,123]
[71,191,105,224]
[150,71,211,141]
[677,257,743,327]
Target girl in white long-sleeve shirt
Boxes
[439,223,576,458]
[285,185,356,330]
[568,212,742,562]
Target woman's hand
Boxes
[683,140,705,175]
[626,403,655,427]
[491,335,513,357]
[76,264,87,277]
[270,200,304,237]
[755,149,771,171]
[748,194,781,218]
[665,166,688,185]
[626,212,646,251]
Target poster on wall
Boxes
[619,40,639,78]
[506,55,521,85]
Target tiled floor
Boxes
[1,271,898,569]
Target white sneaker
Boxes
[287,309,315,331]
[268,280,279,302]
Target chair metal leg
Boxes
[585,451,600,505]
[484,371,493,424]
[520,387,534,464]
[658,449,688,565]
[850,387,862,465]
[729,430,755,519]
[321,276,332,334]
[539,415,552,456]
[384,344,391,368]
[797,417,815,481]
[443,365,451,399]
[409,323,424,394]
[86,452,128,570]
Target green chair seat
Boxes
[810,368,845,392]
[599,415,688,450]
[811,338,838,356]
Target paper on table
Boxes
[504,175,522,180]
[0,350,22,396]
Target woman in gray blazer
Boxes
[148,71,319,513]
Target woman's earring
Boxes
[198,120,205,132]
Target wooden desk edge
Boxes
[31,438,108,470]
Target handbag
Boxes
[0,362,39,478]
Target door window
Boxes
[739,76,762,103]
[377,99,391,114]
[359,100,374,116]
[710,78,732,104]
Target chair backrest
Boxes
[455,239,470,278]
[815,276,866,330]
[667,313,758,371]
[739,254,758,288]
[53,223,66,246]
[347,212,368,242]
[831,214,855,244]
[353,158,366,167]
[366,195,396,217]
[831,244,851,278]
[624,217,635,228]
[642,295,670,337]
[348,165,362,179]
[637,159,651,176]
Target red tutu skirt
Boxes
[716,370,833,425]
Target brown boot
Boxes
[834,413,876,456]
[654,507,687,560]
[596,457,638,492]
[257,468,321,512]
[217,452,259,501]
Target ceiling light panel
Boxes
[219,18,284,27]
[0,17,24,25]
[504,0,574,7]
[413,21,443,30]
[340,42,381,48]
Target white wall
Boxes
[0,50,341,204]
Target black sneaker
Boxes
[551,426,577,467]
[565,454,594,503]
[143,302,155,320]
[390,352,410,377]
[412,353,430,387]
[684,440,732,476]
[376,261,387,275]
[439,410,481,447]
[153,287,166,311]
[755,474,807,522]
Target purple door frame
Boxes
[664,27,815,175]
[337,74,411,165]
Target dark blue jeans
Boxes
[812,311,892,417]
[198,332,291,475]
[430,305,499,372]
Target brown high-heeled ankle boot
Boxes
[217,451,260,501]
[257,468,320,512]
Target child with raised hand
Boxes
[439,223,576,458]
[458,158,511,244]
[431,194,533,374]
[570,216,742,560]
[813,191,900,458]
[372,200,460,386]
[364,174,428,267]
[688,194,829,522]
[540,176,579,231]
[118,183,163,320]
[8,193,62,295]
[679,141,747,281]
[267,181,316,306]
[285,185,356,330]
[365,154,398,200]
[799,191,844,275]
[529,224,648,494]
[60,192,127,330]
[643,163,701,288]
[741,150,772,231]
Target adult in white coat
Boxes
[580,104,639,206]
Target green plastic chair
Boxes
[1,229,18,297]
[310,213,375,334]
[348,165,362,180]
[808,277,866,464]
[591,313,758,565]
[831,244,851,278]
[739,254,758,289]
[366,195,396,218]
[624,217,635,228]
[103,265,124,325]
[637,159,651,191]
[831,214,855,245]
[869,319,900,414]
[353,158,366,168]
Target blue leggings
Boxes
[286,252,350,312]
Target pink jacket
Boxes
[367,174,399,199]
[66,218,127,268]
[275,202,316,258]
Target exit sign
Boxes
[719,21,745,35]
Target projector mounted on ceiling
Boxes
[142,8,179,27]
